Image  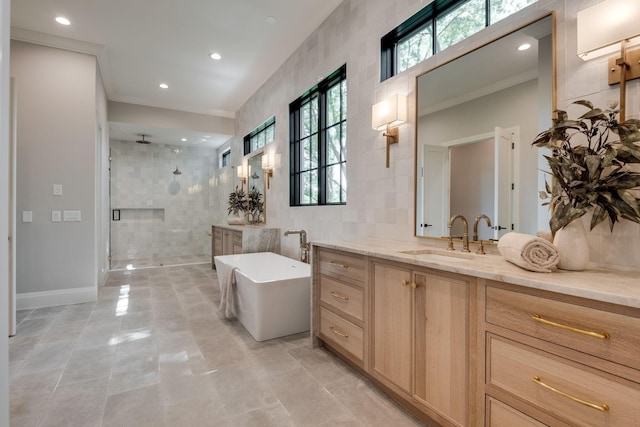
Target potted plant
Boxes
[533,100,640,269]
[247,186,264,224]
[227,186,247,225]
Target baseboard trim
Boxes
[16,286,97,310]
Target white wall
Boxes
[217,0,640,270]
[0,0,11,421]
[11,40,99,307]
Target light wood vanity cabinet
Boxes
[314,247,475,427]
[481,281,640,427]
[211,224,280,267]
[371,260,471,427]
[316,248,366,367]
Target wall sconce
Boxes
[577,0,640,122]
[372,94,407,168]
[236,163,247,191]
[261,150,281,189]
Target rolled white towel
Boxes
[498,232,559,273]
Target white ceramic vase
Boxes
[553,219,590,271]
[227,213,245,225]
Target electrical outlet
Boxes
[53,184,63,196]
[52,211,61,222]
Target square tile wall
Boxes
[110,140,218,263]
[212,0,639,270]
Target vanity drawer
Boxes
[319,307,363,362]
[487,334,640,427]
[485,284,640,371]
[320,276,364,323]
[317,248,365,285]
[486,397,547,427]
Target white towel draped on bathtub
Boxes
[497,232,559,273]
[218,265,238,319]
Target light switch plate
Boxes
[53,184,63,196]
[22,211,33,223]
[63,210,81,222]
[52,211,61,222]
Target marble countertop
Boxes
[312,238,640,309]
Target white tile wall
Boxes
[210,0,640,271]
[110,140,217,262]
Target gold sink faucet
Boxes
[473,214,492,255]
[447,214,470,252]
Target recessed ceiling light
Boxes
[55,16,71,26]
[518,43,531,51]
[181,138,187,142]
[209,52,222,60]
[266,16,277,24]
[159,83,169,89]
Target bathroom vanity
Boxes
[311,239,640,427]
[211,224,280,268]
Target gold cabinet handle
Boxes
[411,282,419,289]
[401,279,410,287]
[329,325,349,338]
[330,260,349,269]
[532,376,609,412]
[331,291,349,301]
[532,314,610,339]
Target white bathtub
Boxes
[214,252,311,341]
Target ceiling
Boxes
[11,0,344,148]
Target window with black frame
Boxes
[381,0,536,81]
[221,148,231,167]
[243,116,275,156]
[289,65,347,206]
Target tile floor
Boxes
[9,263,423,426]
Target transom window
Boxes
[243,116,275,156]
[289,65,347,206]
[382,0,536,80]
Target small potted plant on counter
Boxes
[246,186,265,224]
[227,186,247,225]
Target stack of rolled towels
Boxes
[497,232,559,273]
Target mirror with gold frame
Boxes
[414,14,555,241]
[245,149,266,224]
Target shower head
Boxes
[136,134,151,144]
[173,166,182,175]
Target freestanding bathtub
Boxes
[214,252,311,341]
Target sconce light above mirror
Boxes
[372,94,407,168]
[261,150,281,189]
[577,0,640,122]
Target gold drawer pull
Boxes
[401,279,410,287]
[331,291,349,301]
[532,314,610,340]
[533,376,609,412]
[330,260,349,269]
[329,325,349,338]
[411,282,419,289]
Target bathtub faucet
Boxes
[284,229,310,263]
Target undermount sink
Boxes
[398,248,475,261]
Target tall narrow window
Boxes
[290,65,347,206]
[221,148,231,167]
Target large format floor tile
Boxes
[9,262,422,426]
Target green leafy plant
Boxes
[533,100,640,234]
[227,186,247,216]
[247,186,264,224]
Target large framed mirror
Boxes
[244,149,266,224]
[415,14,554,241]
